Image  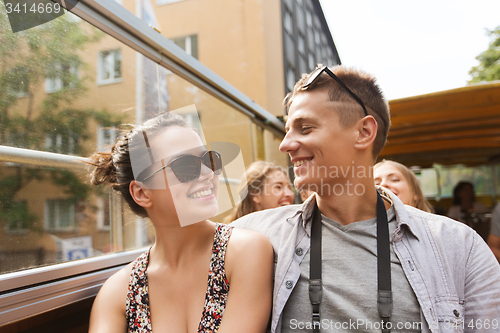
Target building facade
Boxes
[0,0,338,292]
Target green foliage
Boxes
[0,6,121,232]
[469,26,500,83]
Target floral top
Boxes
[125,223,233,333]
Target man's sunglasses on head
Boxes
[142,150,223,183]
[303,65,368,117]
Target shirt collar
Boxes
[291,187,421,240]
[376,186,421,241]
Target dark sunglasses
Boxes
[302,66,368,117]
[142,150,222,183]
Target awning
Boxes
[379,81,500,168]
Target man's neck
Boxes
[316,179,379,225]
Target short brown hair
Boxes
[284,65,391,159]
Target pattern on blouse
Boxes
[125,223,233,333]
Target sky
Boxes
[319,0,500,100]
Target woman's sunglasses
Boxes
[141,150,222,183]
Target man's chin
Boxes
[295,178,316,191]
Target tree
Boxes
[0,8,124,234]
[468,26,500,83]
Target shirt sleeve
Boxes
[463,232,500,332]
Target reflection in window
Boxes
[45,133,77,155]
[97,125,118,152]
[45,63,79,93]
[4,201,30,234]
[45,199,76,231]
[97,197,110,230]
[98,49,122,84]
[172,34,198,59]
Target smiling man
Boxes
[231,65,500,333]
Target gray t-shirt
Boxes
[281,206,421,333]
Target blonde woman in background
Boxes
[373,159,434,213]
[226,161,294,222]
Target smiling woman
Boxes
[373,160,433,213]
[226,161,294,222]
[86,112,273,333]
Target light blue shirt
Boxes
[231,187,500,333]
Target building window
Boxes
[284,10,293,34]
[97,125,118,152]
[314,29,321,45]
[4,201,30,234]
[157,0,184,5]
[9,66,30,98]
[298,34,305,55]
[308,54,315,71]
[286,67,296,92]
[171,34,198,59]
[306,9,312,27]
[45,133,77,155]
[44,199,76,231]
[97,49,122,85]
[45,64,78,93]
[97,197,110,230]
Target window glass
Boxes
[98,49,122,84]
[434,164,496,199]
[419,164,497,200]
[0,8,260,275]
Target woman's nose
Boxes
[198,164,215,181]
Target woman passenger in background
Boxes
[226,161,294,222]
[373,159,434,213]
[87,112,273,333]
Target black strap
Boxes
[376,192,392,333]
[309,192,392,332]
[309,205,322,333]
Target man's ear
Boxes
[252,194,261,204]
[129,180,153,209]
[354,116,378,151]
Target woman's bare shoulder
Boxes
[225,227,273,276]
[227,227,272,254]
[88,261,135,333]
